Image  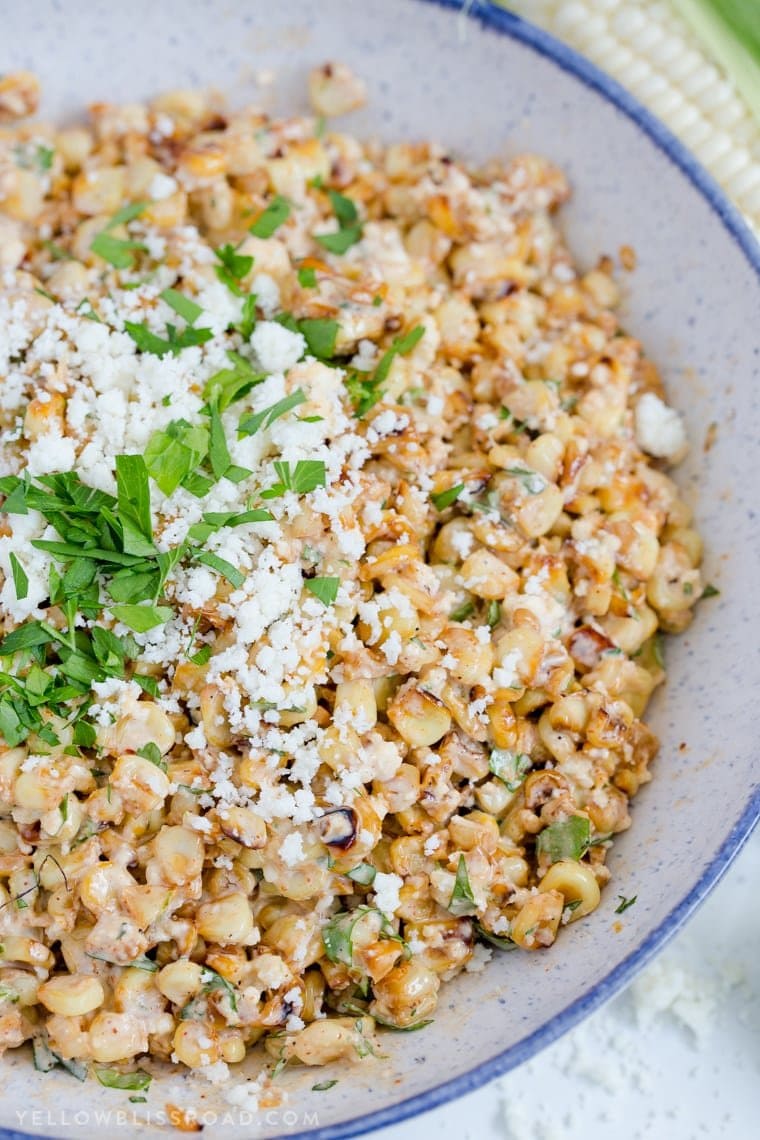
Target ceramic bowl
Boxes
[1,2,759,1138]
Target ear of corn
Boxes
[499,0,760,230]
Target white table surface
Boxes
[376,829,760,1140]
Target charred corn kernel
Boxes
[218,806,267,849]
[71,166,126,215]
[110,753,170,814]
[197,893,254,946]
[55,126,93,171]
[103,702,175,756]
[387,683,452,747]
[460,548,519,600]
[308,62,367,117]
[293,1016,377,1065]
[172,1020,220,1068]
[153,826,204,886]
[370,960,440,1027]
[0,71,40,121]
[0,937,54,969]
[373,763,420,813]
[539,860,601,920]
[38,975,104,1016]
[510,890,564,949]
[89,1012,148,1063]
[157,960,203,1006]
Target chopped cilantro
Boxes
[249,194,291,238]
[8,553,28,600]
[536,816,591,863]
[214,243,253,295]
[238,389,306,436]
[615,894,637,914]
[304,576,340,606]
[298,265,317,288]
[448,854,477,917]
[431,483,464,511]
[160,287,202,325]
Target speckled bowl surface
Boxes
[1,1,759,1137]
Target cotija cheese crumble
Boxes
[0,63,712,1091]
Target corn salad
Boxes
[0,64,707,1087]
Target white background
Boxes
[376,830,759,1140]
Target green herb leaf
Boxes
[203,352,266,412]
[111,604,173,633]
[315,226,362,255]
[193,550,244,589]
[144,421,209,495]
[8,553,28,600]
[95,1068,152,1091]
[431,483,464,511]
[115,454,154,556]
[448,854,477,917]
[214,243,253,295]
[474,921,516,952]
[487,600,501,628]
[312,1080,338,1092]
[298,265,317,288]
[108,201,149,228]
[124,319,212,358]
[536,816,590,863]
[239,389,306,436]
[327,188,359,226]
[347,863,377,886]
[489,750,531,793]
[264,459,326,497]
[249,195,291,238]
[136,742,166,771]
[701,583,720,598]
[304,576,340,606]
[373,325,425,388]
[505,467,546,494]
[90,233,147,270]
[0,622,56,657]
[449,599,474,623]
[160,287,202,325]
[299,318,339,360]
[615,894,637,914]
[236,293,257,341]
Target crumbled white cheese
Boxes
[634,392,688,463]
[372,871,403,918]
[250,319,305,373]
[148,172,178,200]
[279,832,305,867]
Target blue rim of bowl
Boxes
[1,3,758,1140]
